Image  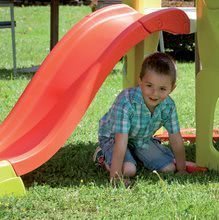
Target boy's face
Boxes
[138,70,175,112]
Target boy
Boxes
[94,52,186,182]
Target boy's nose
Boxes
[152,89,159,97]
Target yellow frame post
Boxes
[196,0,219,170]
[0,160,26,197]
[122,0,161,88]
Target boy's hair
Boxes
[140,52,177,86]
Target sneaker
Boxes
[93,147,110,172]
[93,146,105,167]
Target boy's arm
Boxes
[169,132,186,172]
[110,133,128,180]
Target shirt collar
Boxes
[132,86,144,104]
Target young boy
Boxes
[94,52,186,181]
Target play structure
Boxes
[195,1,219,169]
[0,0,218,196]
[155,128,219,143]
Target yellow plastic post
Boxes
[123,0,161,13]
[122,0,161,88]
[0,160,26,197]
[196,0,219,169]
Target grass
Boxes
[0,5,219,219]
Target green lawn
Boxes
[0,5,219,219]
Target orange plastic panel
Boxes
[155,128,219,143]
[0,5,189,176]
[139,8,190,34]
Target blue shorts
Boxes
[98,137,174,171]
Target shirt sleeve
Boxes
[111,102,131,134]
[163,103,180,134]
[107,90,131,134]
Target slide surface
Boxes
[0,4,189,176]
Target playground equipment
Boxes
[196,0,219,169]
[0,4,190,196]
[155,128,219,143]
[0,161,25,196]
[122,0,162,88]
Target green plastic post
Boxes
[0,160,26,197]
[196,0,219,169]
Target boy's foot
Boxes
[93,147,110,172]
[93,146,104,166]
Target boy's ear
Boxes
[171,84,176,92]
[138,77,142,85]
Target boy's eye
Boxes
[160,87,166,91]
[146,84,152,87]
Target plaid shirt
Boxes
[98,86,180,149]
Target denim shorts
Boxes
[98,136,174,171]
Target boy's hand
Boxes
[110,133,128,180]
[123,178,132,188]
[110,177,132,188]
[176,170,188,175]
[169,132,187,173]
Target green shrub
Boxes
[162,32,195,61]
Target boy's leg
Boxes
[123,162,136,177]
[133,138,175,172]
[95,137,137,176]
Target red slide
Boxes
[0,4,189,176]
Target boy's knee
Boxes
[122,162,136,177]
[160,163,176,173]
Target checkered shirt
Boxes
[98,86,180,149]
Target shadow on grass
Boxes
[22,142,219,188]
[22,142,109,188]
[0,68,35,80]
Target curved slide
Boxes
[0,4,190,176]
